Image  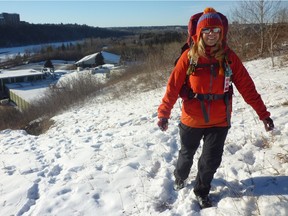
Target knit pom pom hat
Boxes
[193,7,224,43]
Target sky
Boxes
[0,1,238,27]
[0,53,288,215]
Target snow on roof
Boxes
[6,80,53,103]
[75,53,98,65]
[2,69,66,103]
[101,51,120,64]
[75,51,120,65]
[0,69,43,79]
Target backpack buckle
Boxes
[207,94,214,100]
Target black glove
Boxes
[262,117,274,131]
[157,118,168,131]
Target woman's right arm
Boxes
[158,50,190,119]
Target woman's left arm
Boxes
[229,50,270,121]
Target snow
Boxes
[101,51,121,64]
[0,41,81,63]
[0,56,288,216]
[75,53,98,65]
[2,63,121,104]
[0,69,43,79]
[75,51,121,65]
[6,80,55,103]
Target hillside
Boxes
[0,56,288,215]
[0,23,134,48]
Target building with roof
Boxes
[0,69,45,110]
[0,13,20,25]
[75,51,121,68]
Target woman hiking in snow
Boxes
[157,7,274,209]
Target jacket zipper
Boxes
[207,58,216,118]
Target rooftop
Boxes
[0,69,43,79]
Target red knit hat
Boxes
[193,7,224,43]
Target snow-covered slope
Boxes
[0,57,288,216]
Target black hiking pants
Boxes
[174,122,229,197]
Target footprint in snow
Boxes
[3,165,16,175]
[225,143,242,155]
[149,161,161,178]
[17,182,39,216]
[56,188,72,196]
[95,164,103,171]
[47,164,62,177]
[243,151,256,165]
[68,166,84,173]
[93,193,101,206]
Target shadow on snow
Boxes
[211,175,288,197]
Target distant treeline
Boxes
[0,23,134,48]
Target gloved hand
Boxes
[157,118,168,131]
[262,117,274,131]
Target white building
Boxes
[0,69,47,110]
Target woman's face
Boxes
[201,27,221,46]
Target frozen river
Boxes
[0,40,82,63]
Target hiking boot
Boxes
[196,195,212,209]
[173,178,185,191]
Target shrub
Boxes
[0,106,23,130]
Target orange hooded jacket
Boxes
[157,47,270,128]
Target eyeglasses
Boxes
[201,27,221,34]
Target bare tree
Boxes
[267,7,288,66]
[227,19,254,60]
[231,0,283,58]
